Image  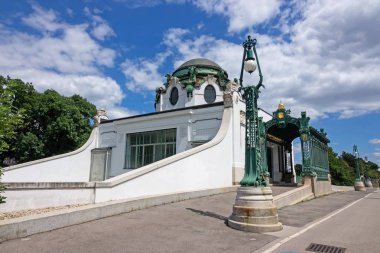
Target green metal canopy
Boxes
[262,103,330,181]
[267,123,300,144]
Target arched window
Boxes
[204,85,216,104]
[169,87,179,105]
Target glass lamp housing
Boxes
[244,59,256,74]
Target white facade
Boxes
[156,76,224,112]
[1,58,297,212]
[99,103,224,177]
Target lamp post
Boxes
[353,145,366,191]
[239,35,266,187]
[227,36,282,233]
[364,156,373,188]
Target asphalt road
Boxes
[264,190,380,253]
[0,187,377,253]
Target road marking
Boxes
[261,192,374,253]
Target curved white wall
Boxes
[95,107,234,203]
[0,93,240,212]
[2,128,98,182]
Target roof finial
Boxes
[278,101,285,110]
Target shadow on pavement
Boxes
[186,208,228,222]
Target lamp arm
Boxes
[252,44,263,90]
[239,48,247,88]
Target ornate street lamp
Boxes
[227,36,282,233]
[364,156,373,188]
[239,35,265,187]
[353,145,365,191]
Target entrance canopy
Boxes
[263,103,330,181]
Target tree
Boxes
[0,76,23,153]
[366,161,380,187]
[341,152,355,169]
[327,147,380,186]
[0,76,97,165]
[0,76,24,203]
[328,148,355,186]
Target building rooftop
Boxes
[177,58,223,71]
[172,58,228,78]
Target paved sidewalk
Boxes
[0,188,371,253]
[261,189,379,253]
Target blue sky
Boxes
[0,0,379,165]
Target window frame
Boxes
[124,128,177,170]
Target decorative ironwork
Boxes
[265,105,330,181]
[239,36,265,187]
[300,111,316,177]
[239,35,331,186]
[258,117,269,182]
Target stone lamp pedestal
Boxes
[228,187,282,233]
[354,180,366,191]
[364,178,373,188]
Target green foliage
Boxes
[328,148,355,186]
[295,164,302,176]
[15,132,44,162]
[0,76,23,153]
[328,148,380,186]
[0,76,97,165]
[367,161,380,180]
[0,76,27,203]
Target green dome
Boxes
[177,58,222,71]
[172,58,228,78]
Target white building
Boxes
[1,58,301,212]
[94,58,295,183]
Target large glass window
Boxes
[125,128,176,169]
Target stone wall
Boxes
[303,175,333,197]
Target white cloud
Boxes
[84,7,115,41]
[146,0,380,119]
[66,8,74,17]
[115,0,281,33]
[121,27,240,92]
[122,52,170,91]
[370,139,380,144]
[22,4,62,32]
[158,29,326,118]
[115,0,187,8]
[373,152,380,157]
[92,23,115,41]
[0,4,126,118]
[106,105,138,119]
[192,0,281,33]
